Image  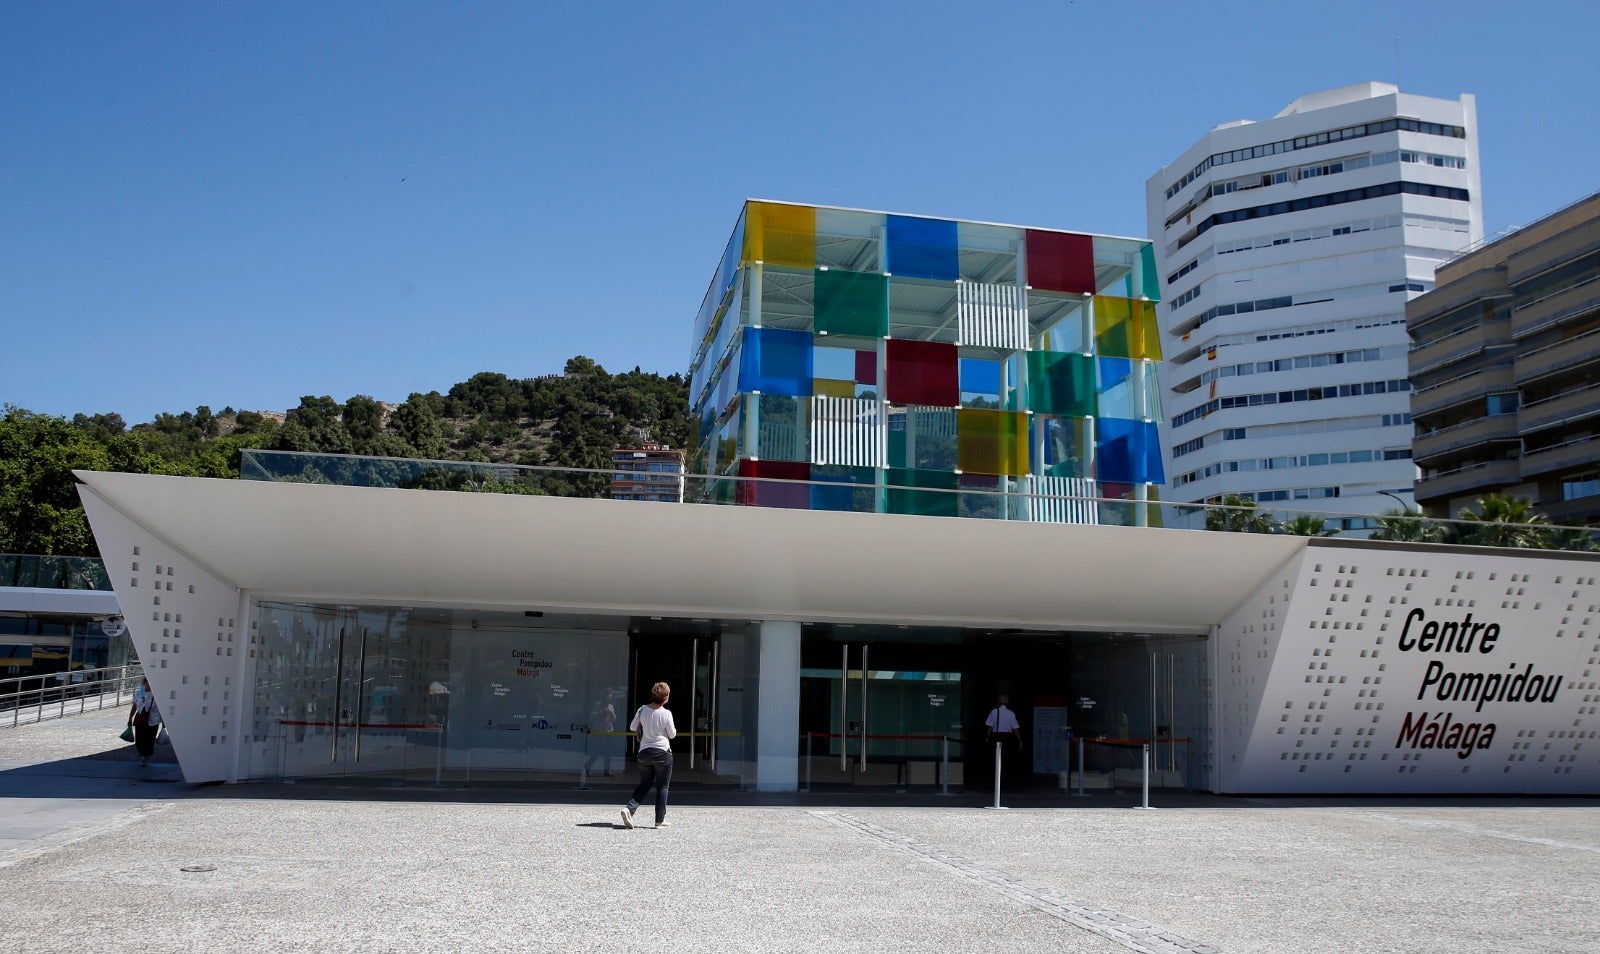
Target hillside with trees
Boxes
[1,357,692,558]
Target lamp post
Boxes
[1376,490,1413,514]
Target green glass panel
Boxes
[886,405,957,469]
[1140,243,1160,302]
[815,269,888,338]
[886,467,959,517]
[1025,351,1097,416]
[751,393,809,463]
[957,409,1028,476]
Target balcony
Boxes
[1411,368,1513,418]
[1409,320,1512,376]
[1519,436,1600,480]
[1416,460,1521,503]
[1412,415,1520,465]
[1511,279,1600,338]
[1518,386,1600,435]
[1515,327,1600,384]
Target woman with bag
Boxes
[127,677,162,765]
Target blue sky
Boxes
[5,1,1598,423]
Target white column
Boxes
[755,619,802,792]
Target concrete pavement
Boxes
[3,710,1599,953]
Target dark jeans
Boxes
[627,747,673,824]
[134,724,158,758]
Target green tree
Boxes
[1448,493,1553,548]
[1281,515,1338,537]
[1370,507,1445,543]
[1204,494,1278,534]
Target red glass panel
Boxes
[1025,230,1095,295]
[885,339,958,407]
[736,459,810,509]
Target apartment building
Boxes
[1408,190,1600,522]
[1146,83,1482,529]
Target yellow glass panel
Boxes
[813,378,856,399]
[1094,296,1162,360]
[957,408,1028,476]
[743,201,815,268]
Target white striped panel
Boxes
[809,397,885,468]
[957,282,1028,351]
[1019,475,1099,525]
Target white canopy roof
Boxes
[76,470,1313,635]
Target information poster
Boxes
[1032,706,1068,775]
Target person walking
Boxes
[127,677,163,765]
[621,681,676,829]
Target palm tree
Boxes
[1448,493,1553,548]
[1281,515,1339,537]
[1549,524,1600,553]
[1204,494,1279,534]
[1370,507,1444,543]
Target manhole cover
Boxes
[180,864,217,873]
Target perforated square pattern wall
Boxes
[1217,543,1600,794]
[79,488,252,783]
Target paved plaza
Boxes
[3,711,1599,953]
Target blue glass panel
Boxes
[810,465,876,512]
[1096,356,1137,419]
[738,327,813,396]
[1095,418,1163,484]
[887,215,959,281]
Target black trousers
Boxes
[627,747,673,824]
[134,724,158,758]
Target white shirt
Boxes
[630,703,677,752]
[985,704,1020,734]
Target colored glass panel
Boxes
[736,459,810,509]
[813,378,855,399]
[1041,416,1091,478]
[855,350,877,385]
[743,202,815,268]
[886,339,958,406]
[887,405,957,470]
[1025,351,1096,416]
[1095,418,1163,484]
[1094,297,1162,360]
[815,269,888,338]
[1025,230,1095,295]
[886,215,959,281]
[739,327,813,396]
[957,409,1028,476]
[886,467,959,517]
[1097,357,1137,419]
[1139,243,1160,301]
[959,357,1001,407]
[810,465,876,512]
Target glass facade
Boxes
[688,201,1166,520]
[248,603,755,788]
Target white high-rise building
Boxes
[1146,83,1481,530]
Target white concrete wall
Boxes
[1216,543,1600,794]
[78,487,253,783]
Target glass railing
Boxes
[238,449,1600,552]
[0,554,112,591]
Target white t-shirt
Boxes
[630,703,677,752]
[985,704,1020,734]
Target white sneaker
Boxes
[657,821,671,828]
[620,808,634,829]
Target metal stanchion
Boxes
[984,741,1008,810]
[805,732,812,793]
[937,735,952,797]
[433,723,444,788]
[1134,743,1156,810]
[1072,736,1089,797]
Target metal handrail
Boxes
[1,663,144,729]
